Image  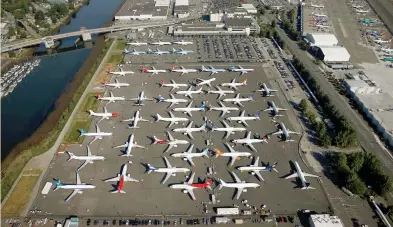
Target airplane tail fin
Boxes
[199,104,206,110]
[170,65,175,70]
[66,151,75,161]
[156,97,165,103]
[202,148,209,157]
[201,65,206,70]
[249,94,254,101]
[147,164,156,174]
[155,114,163,121]
[242,78,248,85]
[53,179,64,191]
[124,49,129,54]
[206,179,213,190]
[389,38,392,43]
[218,179,225,190]
[78,129,86,136]
[160,80,166,86]
[214,148,224,157]
[152,136,160,144]
[255,111,261,119]
[88,110,94,115]
[231,66,236,71]
[200,123,207,132]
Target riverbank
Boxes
[1,36,113,201]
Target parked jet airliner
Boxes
[285,161,319,189]
[66,145,105,170]
[113,134,146,157]
[79,124,113,145]
[171,144,209,166]
[104,164,139,193]
[237,157,278,181]
[218,171,260,200]
[88,106,119,123]
[146,156,190,184]
[169,172,212,201]
[53,171,96,203]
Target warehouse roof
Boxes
[305,33,338,46]
[309,214,344,227]
[175,0,188,6]
[319,46,350,62]
[225,17,252,27]
[241,4,257,11]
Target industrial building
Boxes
[114,0,169,21]
[304,33,338,46]
[304,33,351,63]
[209,4,257,22]
[174,0,189,18]
[308,214,344,227]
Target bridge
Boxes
[0,18,194,53]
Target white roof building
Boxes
[304,33,338,46]
[155,0,170,7]
[318,46,351,63]
[175,0,188,6]
[309,214,344,227]
[240,4,257,14]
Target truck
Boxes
[216,207,239,215]
[234,219,244,224]
[215,217,230,224]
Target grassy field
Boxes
[63,119,92,144]
[23,169,42,175]
[107,54,123,64]
[77,93,102,114]
[1,175,40,218]
[115,40,126,50]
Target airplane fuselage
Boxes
[99,97,125,101]
[233,138,266,144]
[172,69,198,73]
[160,98,188,103]
[172,107,204,113]
[171,152,205,158]
[294,161,308,188]
[173,127,204,133]
[82,132,113,137]
[176,90,203,96]
[158,117,189,122]
[212,127,246,132]
[71,156,105,161]
[152,167,190,173]
[57,184,96,190]
[218,152,251,157]
[221,182,260,188]
[227,116,258,121]
[237,166,268,171]
[210,107,238,112]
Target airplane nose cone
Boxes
[112,113,120,117]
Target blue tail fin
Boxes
[250,94,254,100]
[231,66,236,70]
[199,104,206,110]
[79,129,86,135]
[53,179,64,187]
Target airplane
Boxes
[208,101,239,117]
[124,49,147,55]
[172,102,206,117]
[272,122,301,142]
[312,12,328,17]
[141,66,167,76]
[263,101,287,117]
[96,92,125,105]
[211,120,247,139]
[150,40,172,46]
[237,157,278,181]
[172,48,194,55]
[175,87,203,99]
[201,65,226,76]
[285,161,319,189]
[103,79,130,89]
[374,38,392,44]
[195,78,216,88]
[79,124,113,145]
[310,3,324,8]
[381,48,393,53]
[127,41,148,46]
[220,78,247,91]
[146,156,190,184]
[113,134,146,157]
[215,142,252,166]
[231,131,268,152]
[206,86,234,99]
[66,145,105,170]
[257,83,278,97]
[108,68,135,76]
[130,91,153,106]
[218,171,260,200]
[152,132,189,153]
[172,121,207,139]
[222,94,254,107]
[315,24,330,29]
[226,110,260,127]
[157,94,188,107]
[53,171,96,203]
[148,48,170,55]
[88,106,119,123]
[171,144,209,166]
[169,172,212,201]
[172,40,193,45]
[352,4,365,8]
[170,66,198,75]
[160,80,188,91]
[122,110,149,128]
[155,111,189,128]
[360,18,377,24]
[356,9,370,13]
[104,164,139,193]
[271,5,283,10]
[230,65,254,76]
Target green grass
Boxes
[115,40,126,50]
[107,54,123,64]
[77,92,102,114]
[63,119,92,144]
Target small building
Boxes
[240,4,257,14]
[309,214,344,227]
[155,0,170,7]
[314,46,351,63]
[216,207,239,215]
[304,33,338,46]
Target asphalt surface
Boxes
[365,0,393,35]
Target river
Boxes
[1,0,124,159]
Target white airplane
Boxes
[172,48,194,55]
[215,143,252,166]
[271,5,283,10]
[104,164,139,194]
[122,110,149,128]
[356,9,370,13]
[315,24,330,29]
[141,66,167,76]
[124,49,146,55]
[257,83,278,96]
[374,38,392,44]
[263,101,287,117]
[130,91,153,106]
[146,156,190,184]
[218,171,260,200]
[171,144,209,166]
[169,172,212,201]
[352,4,364,8]
[66,145,105,170]
[113,134,146,157]
[232,131,268,152]
[53,171,95,203]
[88,106,120,123]
[230,65,254,76]
[96,92,125,105]
[79,124,113,145]
[127,41,148,46]
[312,12,328,17]
[175,87,203,99]
[172,101,206,117]
[237,157,278,181]
[310,3,324,8]
[222,94,254,107]
[226,110,260,127]
[195,78,216,88]
[148,48,170,55]
[285,161,319,189]
[208,101,239,117]
[211,120,247,139]
[170,66,198,75]
[272,122,300,142]
[153,131,189,152]
[221,78,247,91]
[172,121,207,139]
[381,47,393,53]
[206,86,234,99]
[103,79,129,89]
[172,40,193,45]
[150,40,172,46]
[157,94,188,107]
[201,65,226,76]
[108,68,135,76]
[160,80,188,91]
[155,111,189,128]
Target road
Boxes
[270,19,393,201]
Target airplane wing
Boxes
[222,120,230,128]
[168,121,175,128]
[125,176,139,182]
[235,188,244,200]
[229,157,237,166]
[285,172,298,179]
[187,157,195,166]
[240,111,245,117]
[187,172,195,184]
[105,176,120,182]
[225,142,236,153]
[231,171,241,183]
[186,94,193,99]
[113,142,128,148]
[187,189,196,200]
[185,110,192,117]
[218,92,224,99]
[247,143,257,152]
[277,107,288,111]
[253,157,260,167]
[187,132,194,140]
[167,131,174,141]
[232,85,239,91]
[76,171,81,184]
[134,144,146,149]
[241,120,250,128]
[104,106,108,114]
[236,101,244,107]
[303,172,319,178]
[87,146,92,156]
[169,111,175,118]
[240,71,245,76]
[263,107,273,112]
[169,102,175,108]
[163,156,172,168]
[89,136,99,145]
[78,161,89,171]
[165,144,174,153]
[220,109,228,118]
[272,130,283,135]
[254,171,264,182]
[65,189,80,203]
[96,124,101,133]
[161,172,173,184]
[288,130,301,135]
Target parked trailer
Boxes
[216,207,239,215]
[215,217,230,224]
[234,219,244,224]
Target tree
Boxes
[271,20,276,28]
[35,10,45,21]
[299,99,308,111]
[320,134,332,148]
[289,9,296,23]
[347,152,364,173]
[316,121,327,138]
[51,15,58,23]
[7,26,16,36]
[345,173,367,195]
[375,174,393,195]
[20,31,27,38]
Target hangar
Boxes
[315,46,351,63]
[304,33,338,46]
